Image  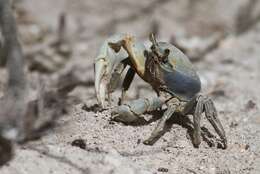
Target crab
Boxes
[94,33,227,149]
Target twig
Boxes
[235,0,260,35]
[96,0,170,37]
[0,0,27,137]
[170,33,226,62]
[57,12,67,46]
[0,0,26,94]
[28,146,90,174]
[0,0,27,166]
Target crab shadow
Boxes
[122,109,223,149]
[81,103,104,113]
[84,104,224,148]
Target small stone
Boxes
[245,100,256,110]
[245,144,250,150]
[71,139,86,150]
[230,122,238,128]
[158,167,168,172]
[108,120,115,125]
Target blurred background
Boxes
[0,0,259,173]
[12,0,260,69]
[7,0,260,99]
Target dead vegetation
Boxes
[0,0,73,165]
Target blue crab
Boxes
[94,33,227,149]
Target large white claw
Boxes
[95,58,107,108]
[94,34,130,108]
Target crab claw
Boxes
[95,58,107,108]
[94,34,130,108]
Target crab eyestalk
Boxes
[149,33,170,62]
[149,33,160,54]
[149,33,158,46]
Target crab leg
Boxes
[203,97,227,149]
[111,97,163,123]
[143,105,176,145]
[107,62,126,105]
[192,96,203,147]
[183,95,227,148]
[119,67,135,105]
[182,95,203,147]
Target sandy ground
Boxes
[0,0,260,173]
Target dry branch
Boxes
[0,0,25,165]
[0,0,72,166]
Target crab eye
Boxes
[151,45,156,51]
[161,49,170,63]
[143,50,149,58]
[164,49,170,56]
